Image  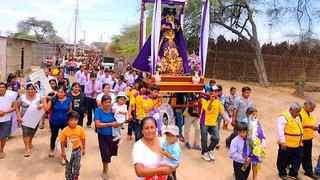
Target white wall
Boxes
[0,38,6,82]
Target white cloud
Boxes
[0,7,32,18]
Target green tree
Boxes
[17,17,62,43]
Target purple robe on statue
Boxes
[133,17,191,74]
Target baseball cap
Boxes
[163,125,179,136]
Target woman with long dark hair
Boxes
[43,85,72,165]
[6,73,21,92]
[132,117,174,179]
[67,82,87,126]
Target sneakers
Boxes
[192,145,202,151]
[48,150,55,157]
[24,150,30,157]
[101,173,108,180]
[208,150,215,160]
[202,152,211,161]
[185,142,191,150]
[86,125,92,128]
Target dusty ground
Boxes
[1,70,320,179]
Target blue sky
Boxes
[0,0,319,44]
[0,0,141,43]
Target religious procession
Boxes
[1,0,320,180]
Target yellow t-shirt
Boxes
[131,92,145,120]
[143,96,161,118]
[200,98,223,126]
[59,125,86,150]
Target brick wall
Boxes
[203,35,320,82]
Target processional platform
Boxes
[149,75,205,93]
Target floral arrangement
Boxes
[248,117,266,167]
[188,53,201,76]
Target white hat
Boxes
[115,92,128,101]
[211,85,219,91]
[163,125,179,136]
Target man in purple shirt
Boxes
[113,75,126,94]
[84,73,102,127]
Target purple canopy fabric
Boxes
[143,0,186,5]
[133,18,191,73]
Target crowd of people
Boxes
[0,56,320,180]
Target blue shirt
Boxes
[204,85,212,93]
[50,97,72,125]
[217,95,226,121]
[94,107,116,136]
[161,140,181,167]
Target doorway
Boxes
[21,48,24,69]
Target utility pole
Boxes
[73,0,79,57]
[83,30,86,43]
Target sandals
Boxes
[127,135,132,141]
[24,151,30,157]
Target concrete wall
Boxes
[0,38,6,81]
[6,38,33,77]
[32,43,57,65]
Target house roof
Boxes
[0,36,37,42]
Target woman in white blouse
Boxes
[132,117,173,179]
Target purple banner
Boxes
[200,0,209,76]
[143,0,186,5]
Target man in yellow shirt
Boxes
[200,86,227,161]
[126,79,141,141]
[300,99,319,179]
[128,82,148,141]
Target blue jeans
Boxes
[200,124,220,154]
[174,108,184,138]
[134,119,143,142]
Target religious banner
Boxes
[28,70,52,96]
[200,0,210,76]
[21,103,45,129]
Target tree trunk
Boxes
[253,46,269,87]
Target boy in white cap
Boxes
[112,92,128,145]
[160,125,182,180]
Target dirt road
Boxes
[1,78,319,180]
